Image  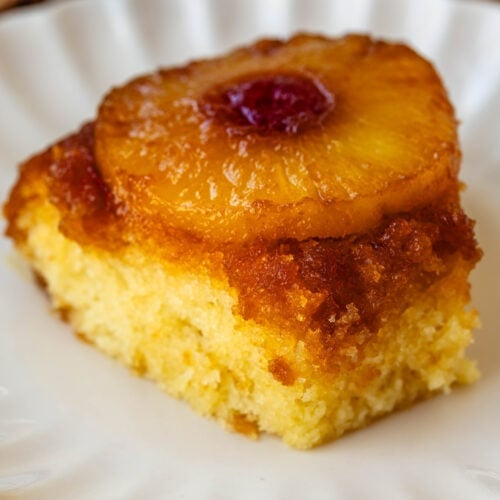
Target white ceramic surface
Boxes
[1,0,500,498]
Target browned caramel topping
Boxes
[45,122,123,246]
[223,198,481,363]
[268,357,296,385]
[200,73,334,135]
[47,123,111,216]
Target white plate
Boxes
[1,0,500,498]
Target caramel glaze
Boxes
[4,123,482,373]
[225,198,481,372]
[46,123,125,248]
[5,123,124,249]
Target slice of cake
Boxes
[3,34,482,449]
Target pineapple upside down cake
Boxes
[4,34,482,448]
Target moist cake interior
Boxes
[4,34,482,448]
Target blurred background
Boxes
[1,0,499,12]
[0,0,42,10]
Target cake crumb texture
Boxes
[7,187,479,448]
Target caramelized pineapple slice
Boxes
[95,34,459,243]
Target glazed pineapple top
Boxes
[95,34,460,243]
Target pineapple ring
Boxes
[95,34,460,243]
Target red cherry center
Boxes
[202,74,334,135]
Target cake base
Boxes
[9,190,479,449]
